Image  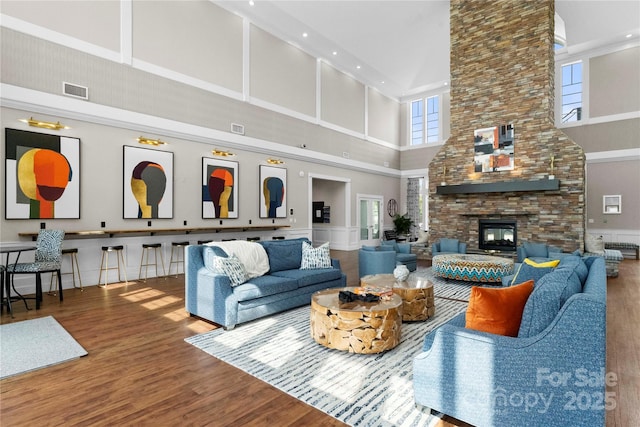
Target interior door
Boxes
[358,196,382,246]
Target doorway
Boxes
[357,195,383,246]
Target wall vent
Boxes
[63,82,88,100]
[231,123,245,135]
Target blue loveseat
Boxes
[185,238,346,329]
[413,255,607,426]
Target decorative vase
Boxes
[394,264,410,282]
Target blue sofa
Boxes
[185,238,346,329]
[413,255,606,426]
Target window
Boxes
[410,95,439,145]
[410,99,424,145]
[561,61,582,123]
[603,195,621,214]
[426,96,439,142]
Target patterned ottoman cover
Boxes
[432,254,514,283]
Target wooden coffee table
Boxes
[360,274,435,322]
[310,287,402,354]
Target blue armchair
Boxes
[358,247,397,278]
[431,238,467,256]
[381,240,417,272]
[517,241,562,263]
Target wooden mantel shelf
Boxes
[19,225,291,240]
[436,178,559,195]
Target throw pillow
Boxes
[585,234,605,255]
[210,254,249,286]
[301,241,332,269]
[465,280,535,337]
[523,258,560,268]
[510,258,557,285]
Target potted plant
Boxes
[393,213,414,239]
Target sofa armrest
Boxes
[331,258,342,270]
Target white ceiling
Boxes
[215,1,640,100]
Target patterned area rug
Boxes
[185,274,474,427]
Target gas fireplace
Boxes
[478,219,517,252]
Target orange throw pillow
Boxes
[465,280,535,337]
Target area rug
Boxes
[185,279,472,427]
[0,316,88,379]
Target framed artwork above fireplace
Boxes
[474,124,514,173]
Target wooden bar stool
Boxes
[49,248,83,294]
[168,241,189,277]
[99,245,128,287]
[138,243,166,281]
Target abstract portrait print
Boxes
[202,157,238,219]
[5,129,80,219]
[259,165,287,218]
[123,146,173,219]
[131,161,166,218]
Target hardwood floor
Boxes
[0,253,637,427]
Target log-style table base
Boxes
[360,274,435,322]
[310,288,402,354]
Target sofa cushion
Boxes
[518,269,583,338]
[510,258,557,285]
[440,238,459,253]
[259,238,307,272]
[207,241,269,279]
[396,253,417,264]
[233,274,299,301]
[301,241,331,269]
[271,268,342,288]
[465,280,534,337]
[361,245,378,251]
[208,254,249,287]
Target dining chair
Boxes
[6,229,65,310]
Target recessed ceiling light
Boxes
[381,81,385,84]
[302,32,308,38]
[626,34,633,38]
[332,51,338,56]
[356,65,361,69]
[249,0,254,6]
[444,82,449,86]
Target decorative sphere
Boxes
[394,264,410,281]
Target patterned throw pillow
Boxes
[211,254,249,286]
[300,241,331,269]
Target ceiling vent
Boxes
[231,123,245,135]
[62,82,89,100]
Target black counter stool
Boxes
[168,241,189,277]
[246,237,260,242]
[197,240,212,245]
[99,245,128,287]
[49,248,83,294]
[139,243,166,281]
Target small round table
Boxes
[360,274,435,322]
[432,253,514,283]
[310,287,402,354]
